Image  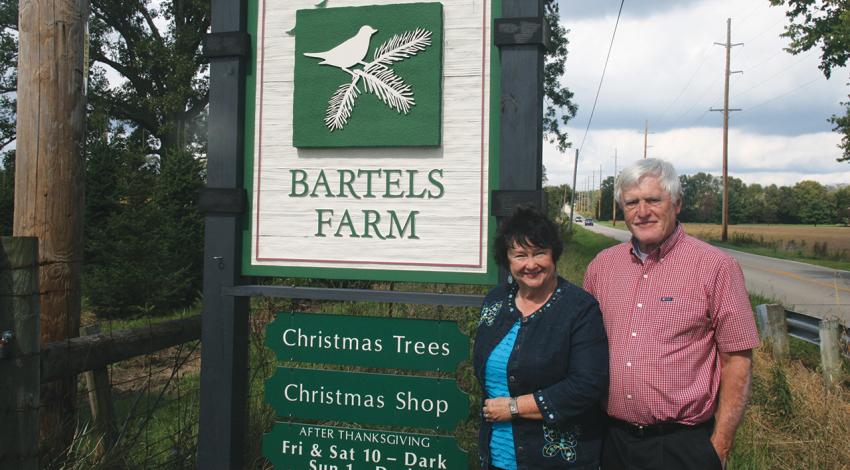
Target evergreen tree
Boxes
[0,150,13,234]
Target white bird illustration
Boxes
[303,25,378,75]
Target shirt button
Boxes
[517,446,524,453]
[626,394,633,399]
[626,362,632,367]
[642,274,648,279]
[637,303,643,308]
[631,332,637,337]
[509,375,516,382]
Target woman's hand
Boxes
[483,397,512,422]
[483,395,544,422]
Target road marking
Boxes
[743,263,850,294]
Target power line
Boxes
[655,46,714,127]
[745,78,819,111]
[578,0,625,154]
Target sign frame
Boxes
[240,0,502,285]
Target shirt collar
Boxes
[629,222,684,261]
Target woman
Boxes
[473,206,609,469]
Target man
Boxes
[583,158,759,469]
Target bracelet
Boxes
[509,397,519,419]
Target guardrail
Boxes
[782,309,850,353]
[755,304,848,388]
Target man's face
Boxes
[621,176,681,253]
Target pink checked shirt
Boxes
[583,224,759,426]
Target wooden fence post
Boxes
[0,237,39,470]
[819,318,843,389]
[81,325,116,457]
[755,304,789,363]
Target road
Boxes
[580,223,850,324]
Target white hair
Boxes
[614,158,683,206]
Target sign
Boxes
[293,3,443,147]
[244,0,499,284]
[265,312,469,371]
[265,368,470,430]
[263,423,468,469]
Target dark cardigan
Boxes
[473,277,609,469]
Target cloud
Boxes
[543,127,850,188]
[549,0,850,188]
[557,0,702,20]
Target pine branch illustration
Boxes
[356,65,414,114]
[325,77,360,131]
[370,28,432,67]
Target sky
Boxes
[544,0,850,191]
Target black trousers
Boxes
[602,420,723,470]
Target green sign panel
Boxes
[265,312,469,372]
[263,422,468,469]
[293,3,443,147]
[265,368,469,430]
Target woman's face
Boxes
[507,241,557,293]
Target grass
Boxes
[558,225,619,285]
[61,225,848,469]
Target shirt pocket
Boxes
[652,294,711,343]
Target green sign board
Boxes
[265,312,469,372]
[293,3,443,148]
[263,422,468,469]
[265,368,469,430]
[244,0,500,285]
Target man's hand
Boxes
[711,350,753,464]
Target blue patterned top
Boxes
[485,321,520,470]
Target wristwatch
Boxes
[509,397,519,419]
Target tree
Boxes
[833,184,850,225]
[89,0,209,158]
[740,183,768,223]
[544,183,571,223]
[543,0,578,152]
[598,176,622,222]
[793,180,833,225]
[0,150,12,234]
[0,0,15,151]
[770,0,850,162]
[679,172,720,223]
[726,176,747,224]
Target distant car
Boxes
[575,216,584,223]
[584,218,594,226]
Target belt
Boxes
[609,417,714,438]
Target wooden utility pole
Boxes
[597,164,602,219]
[568,149,578,233]
[612,149,618,226]
[711,18,742,242]
[15,0,90,450]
